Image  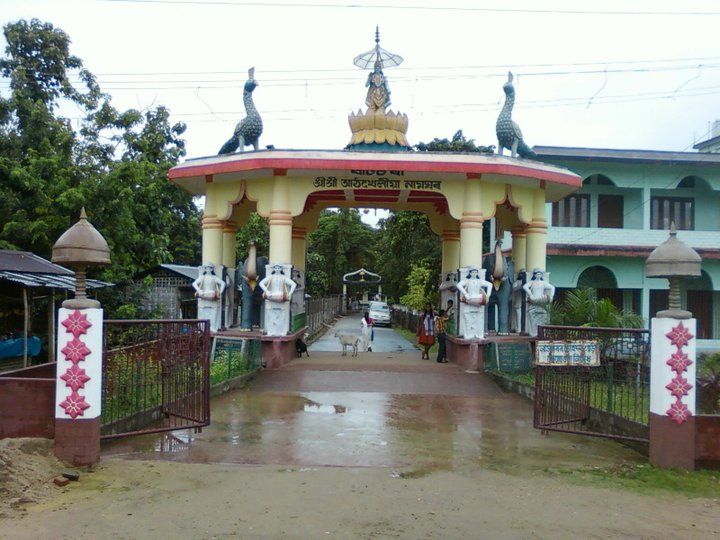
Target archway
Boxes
[577,265,623,310]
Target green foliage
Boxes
[374,211,440,301]
[0,18,201,317]
[415,130,494,154]
[305,252,330,296]
[235,213,269,263]
[548,288,644,328]
[697,352,720,414]
[399,264,434,311]
[306,209,376,294]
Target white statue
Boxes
[193,262,226,333]
[456,267,493,339]
[522,268,555,337]
[258,263,297,336]
[511,269,526,333]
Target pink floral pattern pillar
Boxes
[54,308,103,465]
[649,317,696,470]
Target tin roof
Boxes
[533,146,720,166]
[0,250,111,290]
[135,263,198,282]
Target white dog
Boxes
[334,332,360,357]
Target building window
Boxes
[552,194,590,227]
[651,197,694,230]
[598,194,624,228]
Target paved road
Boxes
[309,312,416,353]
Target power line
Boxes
[94,0,720,17]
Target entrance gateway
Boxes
[168,31,581,369]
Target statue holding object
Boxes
[258,263,297,336]
[522,269,555,337]
[456,267,493,340]
[193,263,226,333]
[482,239,515,335]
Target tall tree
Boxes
[306,209,376,295]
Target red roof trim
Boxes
[169,156,580,187]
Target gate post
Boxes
[51,209,110,466]
[646,224,701,470]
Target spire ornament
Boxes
[347,27,410,151]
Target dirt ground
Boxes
[0,455,718,539]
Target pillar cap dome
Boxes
[645,223,701,278]
[52,208,110,266]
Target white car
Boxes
[368,301,391,327]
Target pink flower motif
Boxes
[666,351,692,374]
[665,323,694,350]
[60,365,91,392]
[61,338,91,365]
[666,399,692,425]
[61,310,92,339]
[59,391,90,419]
[665,375,692,399]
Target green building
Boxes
[532,139,720,351]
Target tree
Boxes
[415,129,494,154]
[306,209,376,294]
[399,264,434,311]
[374,211,440,303]
[235,213,269,263]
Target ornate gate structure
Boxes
[100,319,211,439]
[534,325,650,442]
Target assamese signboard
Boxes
[535,340,600,366]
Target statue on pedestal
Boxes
[511,268,527,333]
[238,241,268,330]
[522,269,555,337]
[258,263,297,336]
[193,263,226,333]
[456,267,493,340]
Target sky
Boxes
[3,0,720,224]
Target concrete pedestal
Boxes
[447,335,486,371]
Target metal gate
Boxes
[534,325,650,442]
[101,319,211,439]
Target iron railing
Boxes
[101,319,210,439]
[534,325,650,442]
[305,295,342,337]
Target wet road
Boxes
[104,347,642,471]
[309,313,416,353]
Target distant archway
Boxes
[577,265,617,289]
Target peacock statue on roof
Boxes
[496,72,536,159]
[219,67,263,154]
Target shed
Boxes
[0,250,111,370]
[134,264,199,319]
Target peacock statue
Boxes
[495,71,536,159]
[218,67,263,154]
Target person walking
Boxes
[435,309,449,363]
[417,302,436,360]
[361,311,373,352]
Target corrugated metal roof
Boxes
[0,271,111,290]
[160,264,198,281]
[0,250,74,274]
[533,145,720,165]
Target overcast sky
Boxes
[4,0,720,158]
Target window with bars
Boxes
[552,194,590,227]
[650,197,694,230]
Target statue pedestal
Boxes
[261,327,307,369]
[446,335,486,372]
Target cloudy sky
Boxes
[3,1,720,159]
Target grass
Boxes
[393,327,438,355]
[546,463,720,498]
[490,368,650,424]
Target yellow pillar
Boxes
[222,220,237,269]
[441,229,460,273]
[291,226,307,271]
[202,215,223,266]
[268,176,292,264]
[525,190,547,272]
[459,177,484,267]
[511,226,527,272]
